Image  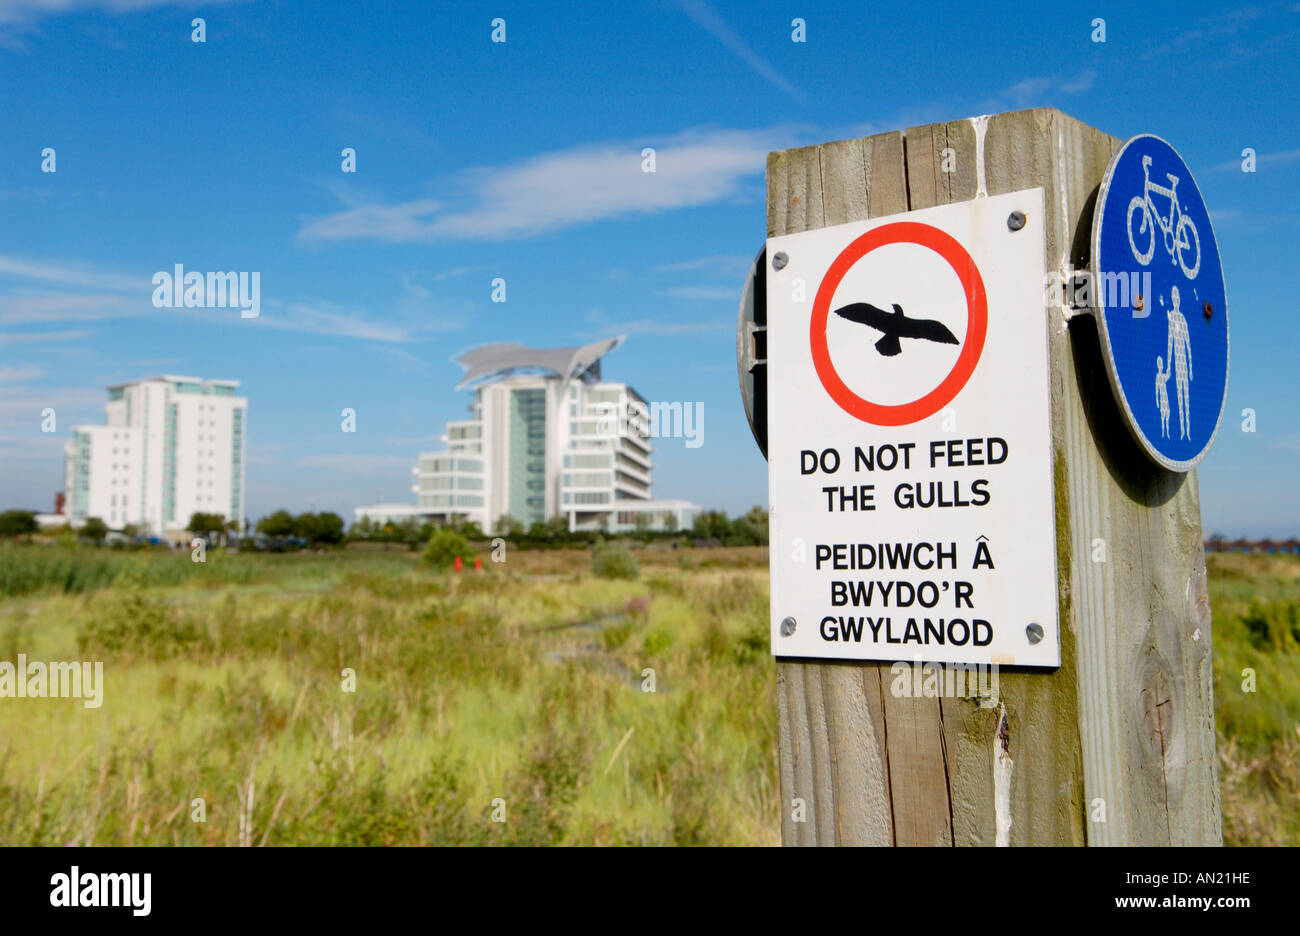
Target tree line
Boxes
[0,505,771,549]
[350,506,770,549]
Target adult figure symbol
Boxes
[1165,285,1193,440]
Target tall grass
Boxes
[1207,553,1300,845]
[0,546,777,845]
[0,543,422,598]
[0,545,1293,844]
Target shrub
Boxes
[601,622,633,650]
[292,512,345,545]
[77,567,204,660]
[1242,599,1300,653]
[592,539,639,580]
[0,510,37,537]
[422,527,471,569]
[642,627,673,655]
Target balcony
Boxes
[617,444,652,469]
[614,461,651,485]
[613,477,651,500]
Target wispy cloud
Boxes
[392,274,470,327]
[298,197,443,244]
[654,254,752,301]
[671,0,802,99]
[589,318,728,336]
[332,99,440,153]
[654,254,752,275]
[659,286,737,301]
[0,363,42,382]
[578,308,729,339]
[0,255,149,292]
[0,0,247,27]
[1208,207,1300,231]
[0,252,452,344]
[1140,4,1287,60]
[434,266,488,281]
[986,69,1095,110]
[0,385,105,435]
[1207,147,1300,173]
[0,329,91,346]
[0,255,148,337]
[0,292,132,324]
[298,126,799,244]
[75,19,127,49]
[253,298,461,344]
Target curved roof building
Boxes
[454,337,622,389]
[355,338,698,535]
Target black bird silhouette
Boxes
[832,302,959,357]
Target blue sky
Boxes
[1,0,1297,534]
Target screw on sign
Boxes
[1092,134,1228,471]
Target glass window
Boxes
[563,472,611,488]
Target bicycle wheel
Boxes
[1176,214,1201,280]
[1127,196,1155,265]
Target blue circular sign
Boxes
[1092,134,1228,471]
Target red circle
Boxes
[810,221,987,426]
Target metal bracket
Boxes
[737,245,768,460]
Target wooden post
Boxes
[768,108,1221,846]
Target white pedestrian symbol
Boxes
[1155,356,1171,438]
[1160,285,1193,440]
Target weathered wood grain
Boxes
[768,108,1221,846]
[772,131,907,846]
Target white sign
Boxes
[766,189,1059,667]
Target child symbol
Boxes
[1156,355,1171,439]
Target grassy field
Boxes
[0,542,1295,845]
[0,543,776,845]
[1204,552,1300,845]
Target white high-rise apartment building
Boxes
[63,376,248,535]
[355,340,698,534]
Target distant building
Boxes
[355,339,699,534]
[63,376,248,535]
[1204,537,1300,555]
[33,491,67,531]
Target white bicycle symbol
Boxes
[1127,154,1201,279]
